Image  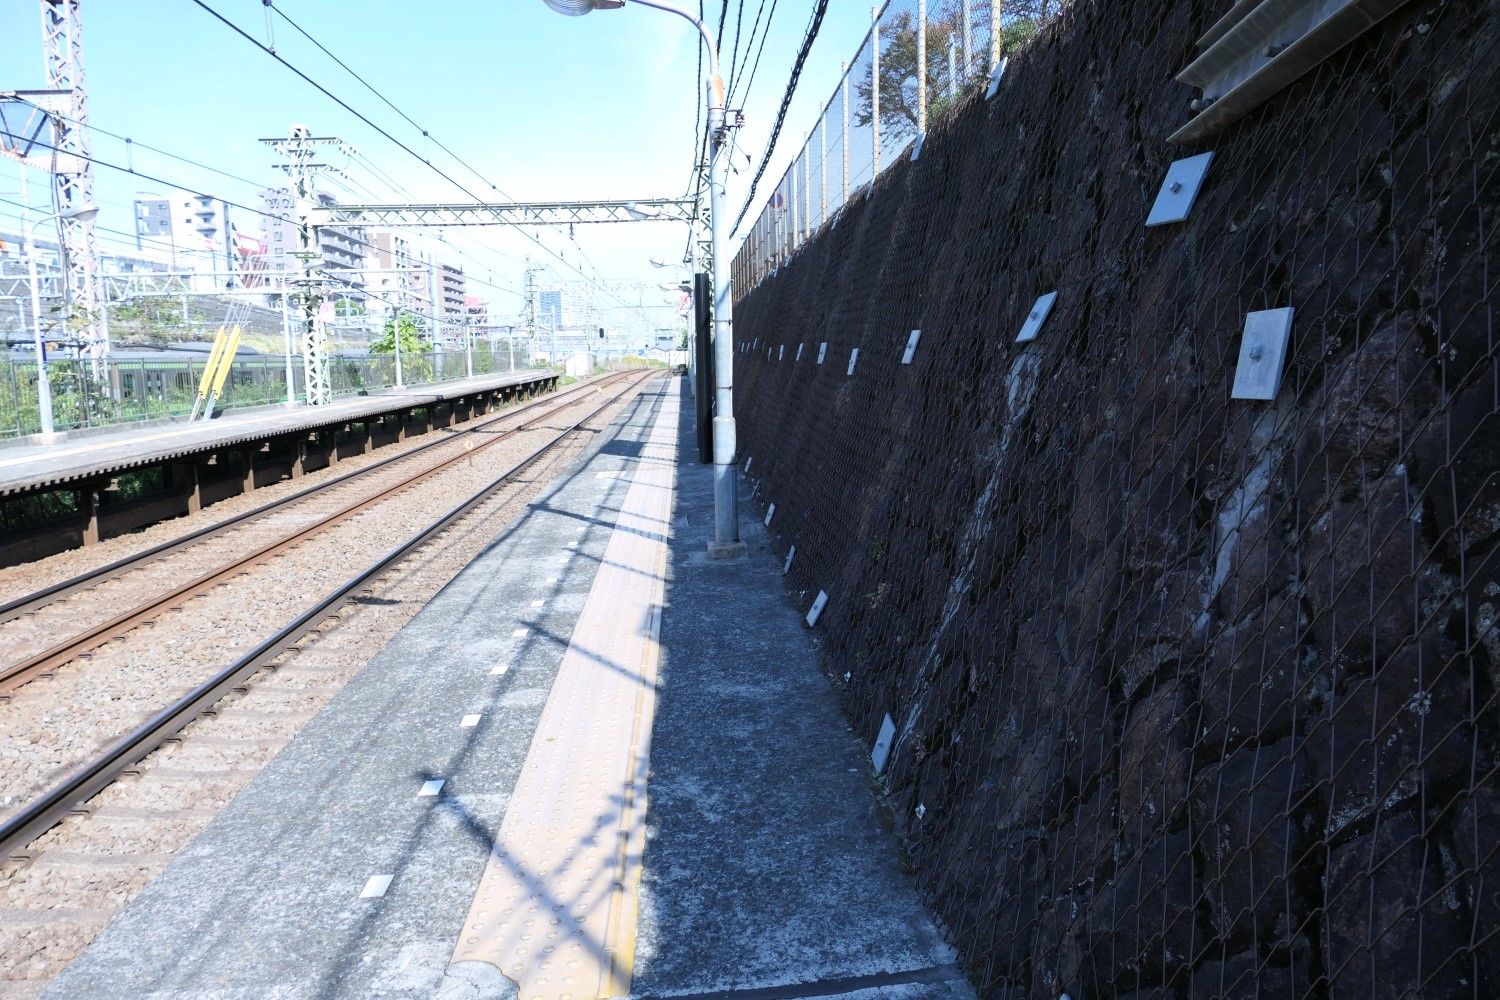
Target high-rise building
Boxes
[131,191,245,291]
[367,231,422,320]
[539,289,563,330]
[133,197,172,247]
[399,259,468,346]
[258,188,366,303]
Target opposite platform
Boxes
[0,367,556,497]
[45,378,972,999]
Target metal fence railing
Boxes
[0,344,535,439]
[733,2,1067,295]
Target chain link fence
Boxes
[730,0,1498,995]
[733,1,1054,292]
[0,342,534,438]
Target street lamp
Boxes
[25,203,98,436]
[540,0,741,554]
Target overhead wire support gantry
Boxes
[310,199,698,229]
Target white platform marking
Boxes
[360,874,393,899]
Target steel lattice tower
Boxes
[40,0,104,360]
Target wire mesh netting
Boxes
[729,0,1498,995]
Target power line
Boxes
[188,0,624,302]
[265,6,621,300]
[728,0,781,110]
[726,0,750,84]
[13,98,265,195]
[0,129,523,302]
[264,1,505,200]
[714,0,731,52]
[731,0,828,235]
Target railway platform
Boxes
[0,368,558,566]
[42,377,973,999]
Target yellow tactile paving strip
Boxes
[451,390,676,999]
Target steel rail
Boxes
[0,373,629,626]
[0,372,639,695]
[0,370,659,860]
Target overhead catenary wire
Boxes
[0,131,524,303]
[727,0,781,111]
[730,0,828,235]
[187,0,627,304]
[265,1,632,303]
[263,0,505,199]
[251,0,693,331]
[11,96,531,305]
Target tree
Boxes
[370,313,432,382]
[371,313,427,355]
[853,2,1051,140]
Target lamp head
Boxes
[541,0,624,14]
[62,205,99,224]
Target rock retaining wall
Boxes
[729,1,1498,995]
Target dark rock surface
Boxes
[728,0,1499,995]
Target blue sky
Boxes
[0,0,875,323]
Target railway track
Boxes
[0,368,659,860]
[0,370,636,696]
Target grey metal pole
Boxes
[872,5,882,178]
[393,307,405,388]
[20,168,56,436]
[280,292,295,404]
[991,0,1002,70]
[802,142,811,233]
[707,68,739,549]
[96,269,110,362]
[842,62,851,201]
[917,0,928,135]
[427,252,440,357]
[961,0,974,77]
[567,0,738,548]
[819,116,827,221]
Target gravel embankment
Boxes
[0,375,653,998]
[0,375,642,815]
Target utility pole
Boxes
[279,292,295,404]
[40,0,104,365]
[426,253,440,350]
[522,260,544,362]
[260,126,347,405]
[221,199,235,290]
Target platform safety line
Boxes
[450,386,676,999]
[602,556,667,994]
